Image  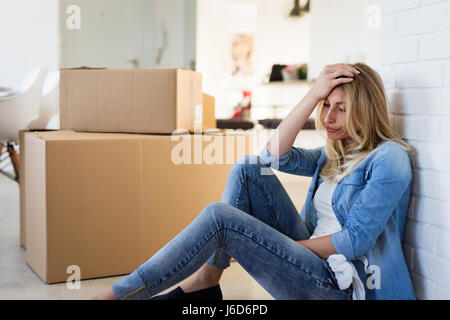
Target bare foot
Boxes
[91,287,118,300]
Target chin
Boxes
[326,133,342,140]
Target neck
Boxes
[343,137,353,146]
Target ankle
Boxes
[181,275,219,294]
[200,276,220,289]
[92,287,118,300]
[181,263,223,293]
[199,271,221,286]
[200,264,223,283]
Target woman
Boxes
[93,63,416,300]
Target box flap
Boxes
[24,133,48,282]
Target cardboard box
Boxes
[24,130,253,283]
[202,93,217,130]
[19,129,55,249]
[59,68,203,134]
[19,130,26,248]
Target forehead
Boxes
[325,87,344,103]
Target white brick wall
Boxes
[381,0,450,300]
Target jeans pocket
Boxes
[324,260,355,300]
[323,260,340,288]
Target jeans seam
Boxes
[142,225,336,298]
[244,175,284,231]
[230,224,350,296]
[121,270,149,300]
[256,259,344,300]
[234,176,246,210]
[235,165,283,232]
[219,224,329,287]
[121,284,146,300]
[212,248,221,265]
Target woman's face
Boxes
[320,87,351,143]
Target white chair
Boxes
[29,68,60,130]
[46,113,60,130]
[0,67,48,181]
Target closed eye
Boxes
[323,104,344,112]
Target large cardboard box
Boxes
[24,130,253,283]
[59,68,203,134]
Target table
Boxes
[0,87,12,98]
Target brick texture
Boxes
[381,0,450,299]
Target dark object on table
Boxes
[216,119,254,130]
[269,64,287,82]
[258,119,281,129]
[290,0,310,17]
[258,118,315,130]
[297,64,308,80]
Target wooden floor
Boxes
[0,130,323,300]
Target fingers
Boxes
[332,77,355,87]
[312,63,358,101]
[331,69,356,79]
[325,63,360,76]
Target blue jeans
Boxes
[112,155,352,300]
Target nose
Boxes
[323,107,335,124]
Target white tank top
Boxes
[310,179,341,239]
[310,178,365,300]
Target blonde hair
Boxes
[314,62,414,183]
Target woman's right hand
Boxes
[308,63,360,102]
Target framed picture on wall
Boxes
[231,33,253,77]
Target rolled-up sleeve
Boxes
[331,145,413,261]
[331,229,354,260]
[258,142,323,177]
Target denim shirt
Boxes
[259,140,416,300]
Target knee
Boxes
[230,154,264,178]
[202,201,233,225]
[203,201,229,216]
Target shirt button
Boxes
[332,202,335,206]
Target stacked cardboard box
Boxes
[59,68,216,133]
[21,68,252,283]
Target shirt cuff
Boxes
[332,228,355,261]
[112,270,151,300]
[258,143,292,167]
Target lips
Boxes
[326,127,339,133]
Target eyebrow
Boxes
[324,101,345,105]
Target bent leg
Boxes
[207,155,311,269]
[112,202,349,300]
[206,204,350,300]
